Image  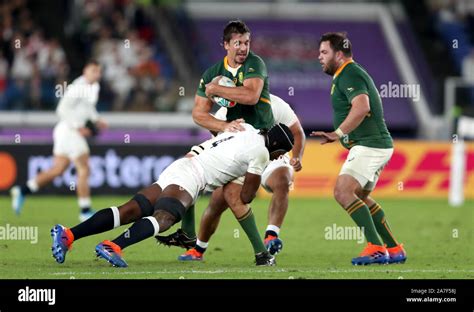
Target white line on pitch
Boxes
[50,268,474,276]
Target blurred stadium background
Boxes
[0,0,472,278]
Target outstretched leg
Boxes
[96,185,193,267]
[51,183,162,264]
[11,155,69,214]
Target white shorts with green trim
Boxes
[339,145,393,191]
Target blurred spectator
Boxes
[0,0,177,112]
[0,51,9,109]
[429,0,474,72]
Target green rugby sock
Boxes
[181,204,196,238]
[238,209,267,254]
[369,203,399,248]
[345,199,383,246]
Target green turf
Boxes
[0,196,472,279]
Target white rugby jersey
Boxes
[194,123,269,191]
[56,76,100,129]
[214,93,298,127]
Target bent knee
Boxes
[269,179,291,194]
[333,186,352,206]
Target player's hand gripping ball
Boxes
[210,76,237,108]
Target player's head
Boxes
[264,123,294,160]
[318,32,352,75]
[222,20,251,65]
[83,59,102,83]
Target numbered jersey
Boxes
[193,123,269,191]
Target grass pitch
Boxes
[0,196,472,279]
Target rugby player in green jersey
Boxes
[311,32,406,265]
[193,20,274,131]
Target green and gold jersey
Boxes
[196,51,274,130]
[331,61,393,149]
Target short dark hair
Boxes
[84,59,100,67]
[319,32,352,57]
[223,20,250,43]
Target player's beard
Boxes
[322,58,338,76]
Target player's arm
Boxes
[310,94,369,144]
[205,77,264,105]
[56,85,94,137]
[337,94,370,134]
[192,95,245,132]
[56,86,82,129]
[89,97,108,131]
[240,145,269,203]
[289,119,306,171]
[311,73,370,144]
[87,98,107,134]
[240,172,261,204]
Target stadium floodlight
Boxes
[449,116,474,206]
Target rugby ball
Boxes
[211,76,237,108]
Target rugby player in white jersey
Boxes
[157,94,306,260]
[50,123,294,267]
[10,60,107,222]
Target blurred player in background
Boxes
[50,123,294,267]
[157,94,305,261]
[311,32,406,265]
[10,60,107,222]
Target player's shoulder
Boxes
[202,59,225,78]
[239,123,259,135]
[247,51,264,61]
[270,94,291,109]
[342,62,369,79]
[244,126,267,149]
[70,76,85,85]
[246,51,265,64]
[236,123,262,142]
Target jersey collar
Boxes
[224,56,229,70]
[224,56,242,73]
[333,59,354,79]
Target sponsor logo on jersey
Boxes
[238,72,243,84]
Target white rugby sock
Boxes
[266,224,280,236]
[144,216,160,236]
[196,239,208,249]
[26,179,39,193]
[110,206,121,228]
[78,197,92,209]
